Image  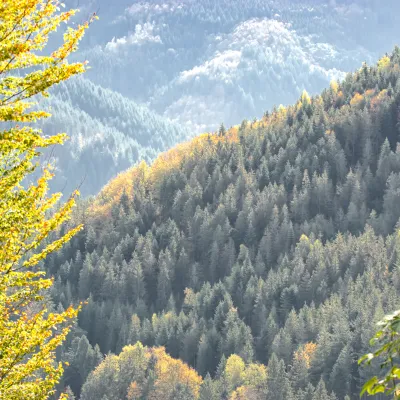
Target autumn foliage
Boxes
[80,343,202,400]
[151,347,203,398]
[294,343,317,369]
[0,0,92,398]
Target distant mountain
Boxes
[38,76,188,196]
[64,0,400,132]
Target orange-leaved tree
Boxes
[0,1,94,399]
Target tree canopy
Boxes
[45,48,400,399]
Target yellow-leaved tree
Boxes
[0,1,94,398]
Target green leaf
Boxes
[370,385,385,395]
[361,377,378,396]
[392,367,400,379]
[391,320,400,333]
[359,353,374,365]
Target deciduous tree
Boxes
[0,0,93,398]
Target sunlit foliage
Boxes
[0,0,92,398]
[81,343,202,400]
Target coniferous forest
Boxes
[45,49,400,399]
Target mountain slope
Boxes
[38,76,188,196]
[65,0,400,132]
[50,49,400,399]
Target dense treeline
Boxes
[49,49,400,398]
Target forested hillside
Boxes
[39,0,400,196]
[64,0,400,132]
[49,49,400,399]
[38,76,188,195]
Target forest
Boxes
[3,1,400,399]
[42,49,400,399]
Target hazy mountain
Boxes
[64,0,400,132]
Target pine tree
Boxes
[157,251,172,311]
[199,373,220,400]
[131,253,146,306]
[219,123,227,137]
[312,380,333,400]
[63,387,76,400]
[265,354,293,400]
[329,345,352,399]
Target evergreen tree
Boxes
[265,354,293,400]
